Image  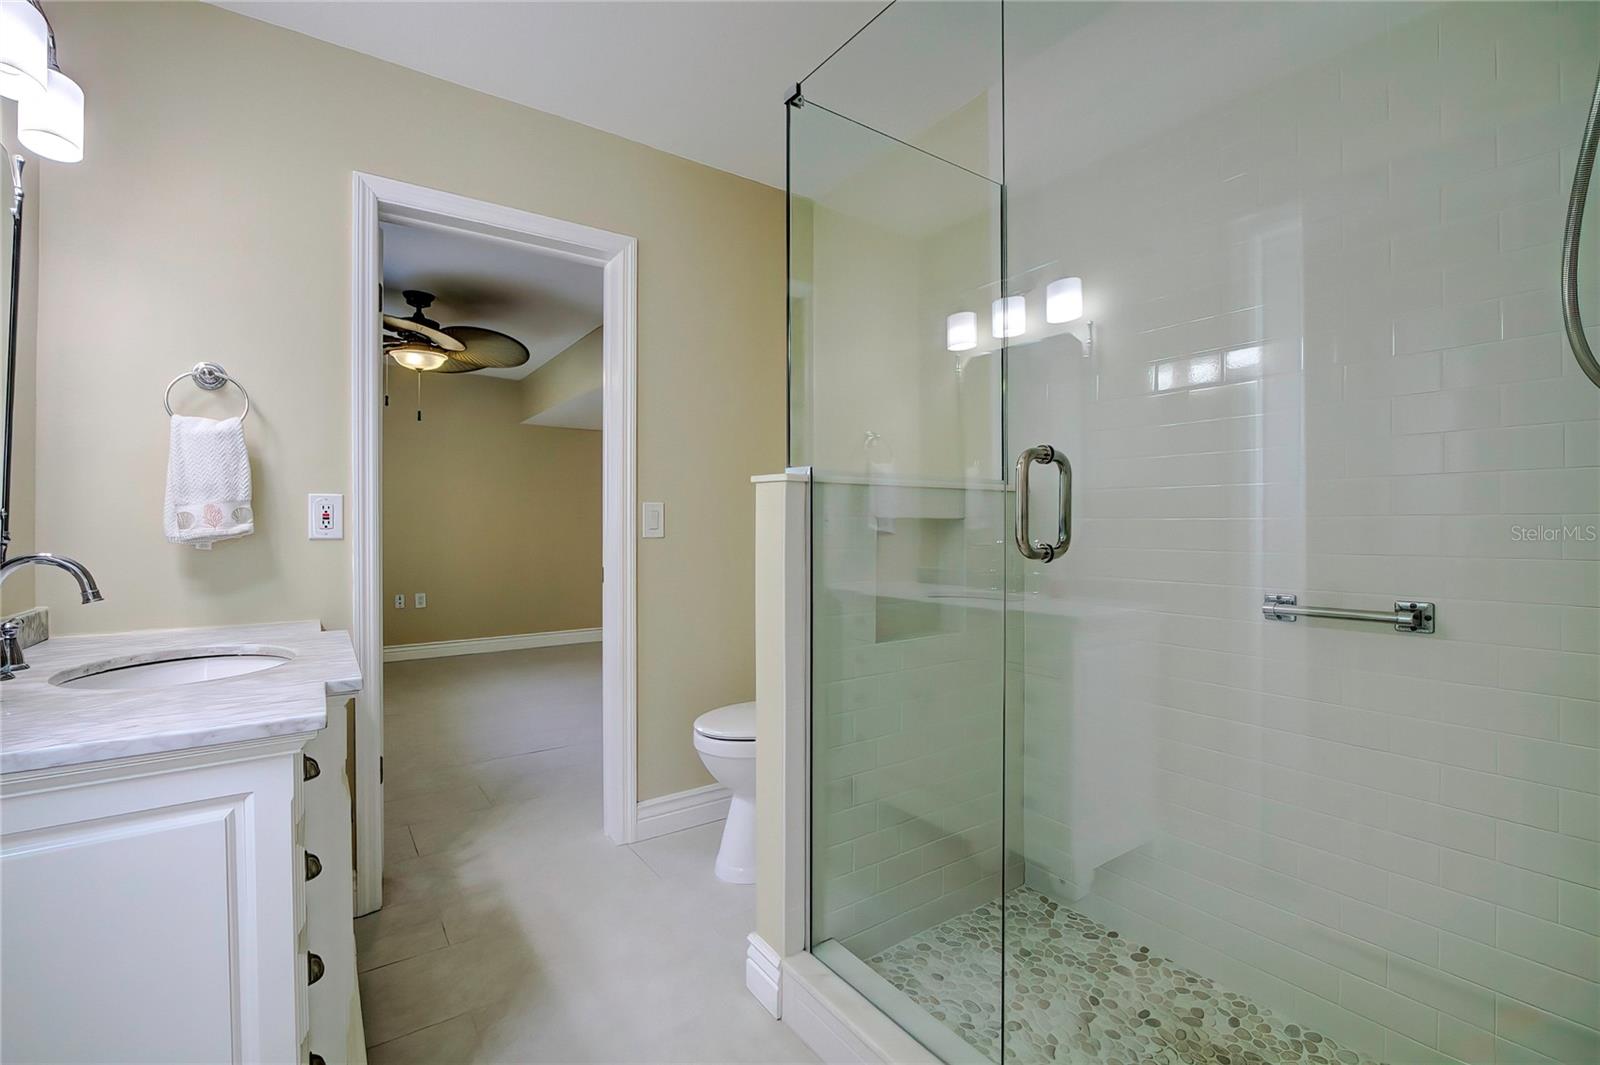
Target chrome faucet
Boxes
[0,552,104,679]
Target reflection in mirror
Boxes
[0,136,17,565]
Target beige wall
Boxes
[383,373,599,647]
[521,326,601,422]
[31,3,785,800]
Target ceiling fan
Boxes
[382,289,531,374]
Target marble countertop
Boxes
[1,621,361,775]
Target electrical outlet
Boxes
[394,594,405,609]
[414,592,426,608]
[309,494,344,540]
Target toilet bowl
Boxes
[693,701,757,884]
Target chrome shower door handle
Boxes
[1013,444,1072,562]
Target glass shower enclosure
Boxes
[790,4,1600,1064]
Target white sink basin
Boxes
[54,649,292,691]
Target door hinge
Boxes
[379,755,384,784]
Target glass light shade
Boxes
[946,311,977,352]
[1225,345,1262,373]
[18,67,84,163]
[0,2,47,102]
[991,295,1025,339]
[389,344,448,371]
[1045,276,1083,323]
[1186,353,1221,386]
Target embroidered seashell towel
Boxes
[163,413,254,549]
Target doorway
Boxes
[350,174,638,915]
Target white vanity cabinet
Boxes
[0,693,363,1065]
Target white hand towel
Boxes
[164,414,254,549]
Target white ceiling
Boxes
[216,1,883,188]
[381,220,602,380]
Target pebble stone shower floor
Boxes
[868,888,1381,1065]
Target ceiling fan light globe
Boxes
[389,344,449,372]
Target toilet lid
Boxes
[694,701,756,741]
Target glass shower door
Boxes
[789,27,1012,1057]
[998,4,1600,1065]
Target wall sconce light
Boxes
[0,1,48,102]
[8,2,86,163]
[991,295,1025,339]
[946,311,977,352]
[18,65,82,162]
[1046,277,1083,324]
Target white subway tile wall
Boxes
[1004,4,1600,1063]
[809,484,1012,962]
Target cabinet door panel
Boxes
[2,801,242,1064]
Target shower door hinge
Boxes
[786,84,804,109]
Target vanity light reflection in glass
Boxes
[946,310,978,352]
[1045,276,1083,323]
[1153,344,1264,393]
[991,295,1025,339]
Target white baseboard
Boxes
[633,782,731,841]
[383,627,601,663]
[746,933,782,1018]
[779,952,940,1065]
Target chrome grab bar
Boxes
[1263,594,1435,634]
[1014,444,1071,563]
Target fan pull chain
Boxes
[384,356,390,407]
[416,369,423,421]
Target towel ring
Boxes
[164,362,250,421]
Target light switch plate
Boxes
[641,502,665,539]
[309,494,343,540]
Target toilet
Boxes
[692,701,757,884]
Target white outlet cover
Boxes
[414,592,426,608]
[309,493,344,540]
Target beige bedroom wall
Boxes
[382,374,600,647]
[522,327,601,422]
[30,2,785,800]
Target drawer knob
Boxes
[305,851,322,881]
[307,952,324,985]
[303,755,321,782]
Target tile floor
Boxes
[868,889,1377,1065]
[359,644,816,1064]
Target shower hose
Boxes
[1562,64,1600,388]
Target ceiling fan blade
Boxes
[440,326,530,369]
[429,354,480,374]
[382,314,465,352]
